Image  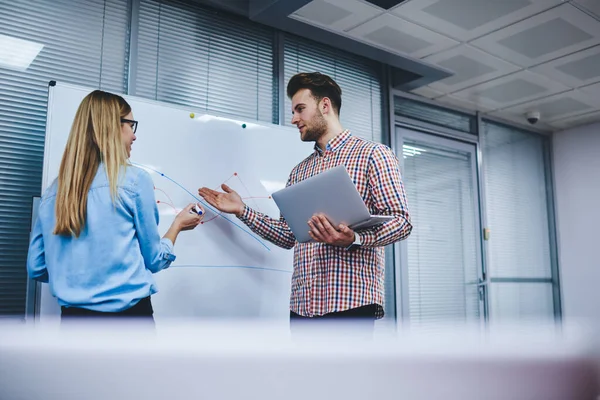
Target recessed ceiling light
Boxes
[363,0,408,10]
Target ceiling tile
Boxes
[483,110,555,131]
[348,13,459,58]
[470,4,600,67]
[489,89,600,123]
[389,0,561,41]
[451,70,570,110]
[410,86,446,98]
[531,45,600,88]
[290,0,383,32]
[423,45,521,92]
[498,19,592,57]
[579,81,600,97]
[573,0,600,18]
[435,94,494,113]
[293,2,353,26]
[549,110,600,130]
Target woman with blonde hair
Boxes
[27,90,202,321]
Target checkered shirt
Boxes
[238,130,412,318]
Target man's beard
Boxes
[301,113,328,143]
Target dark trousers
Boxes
[290,304,377,325]
[61,296,154,324]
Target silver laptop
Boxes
[271,165,394,243]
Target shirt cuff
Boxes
[357,230,374,247]
[238,204,254,223]
[161,238,176,261]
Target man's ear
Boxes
[320,97,331,115]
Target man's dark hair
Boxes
[287,72,342,115]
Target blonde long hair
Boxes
[54,90,131,237]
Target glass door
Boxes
[394,127,485,329]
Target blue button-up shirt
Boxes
[27,163,176,312]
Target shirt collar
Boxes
[314,129,351,155]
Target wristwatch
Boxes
[345,232,362,251]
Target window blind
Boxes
[0,0,128,316]
[135,0,276,123]
[403,139,480,327]
[283,34,383,143]
[395,96,476,135]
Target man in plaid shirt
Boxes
[199,72,412,323]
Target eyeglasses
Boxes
[121,118,138,134]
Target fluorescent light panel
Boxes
[0,34,44,71]
[403,144,427,157]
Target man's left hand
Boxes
[308,214,355,247]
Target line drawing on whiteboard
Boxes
[155,198,178,214]
[154,173,273,226]
[217,172,272,214]
[132,162,272,251]
[201,172,273,225]
[155,187,175,206]
[154,187,179,213]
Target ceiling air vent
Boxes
[363,0,408,10]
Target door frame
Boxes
[393,125,488,327]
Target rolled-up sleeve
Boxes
[133,171,176,273]
[27,216,49,282]
[238,205,296,250]
[359,145,412,248]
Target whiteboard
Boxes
[38,82,313,324]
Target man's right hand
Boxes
[198,184,245,217]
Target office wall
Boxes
[552,122,600,324]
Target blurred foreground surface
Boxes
[1,318,599,400]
